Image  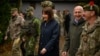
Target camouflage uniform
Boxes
[6,9,25,56]
[21,6,40,56]
[76,2,100,56]
[76,17,100,56]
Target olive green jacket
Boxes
[63,18,85,56]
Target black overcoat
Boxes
[38,19,60,56]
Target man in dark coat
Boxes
[63,9,71,34]
[62,6,85,56]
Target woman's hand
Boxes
[40,48,47,55]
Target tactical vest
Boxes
[21,17,39,37]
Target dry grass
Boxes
[0,35,66,56]
[0,42,12,56]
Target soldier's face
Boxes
[11,11,17,16]
[27,11,33,16]
[83,10,94,21]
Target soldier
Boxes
[19,11,26,56]
[63,9,71,34]
[76,1,100,56]
[21,6,40,56]
[4,8,25,56]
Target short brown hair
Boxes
[11,8,18,13]
[42,7,54,20]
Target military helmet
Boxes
[83,1,100,16]
[26,6,34,12]
[41,0,54,8]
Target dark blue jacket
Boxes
[38,19,60,56]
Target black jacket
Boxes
[38,19,60,56]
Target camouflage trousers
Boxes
[25,36,37,56]
[12,37,22,56]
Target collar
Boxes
[73,17,85,25]
[83,16,100,34]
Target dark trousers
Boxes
[21,41,26,56]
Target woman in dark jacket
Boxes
[38,7,60,56]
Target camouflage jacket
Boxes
[76,17,100,56]
[6,16,25,40]
[22,16,40,55]
[21,16,40,37]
